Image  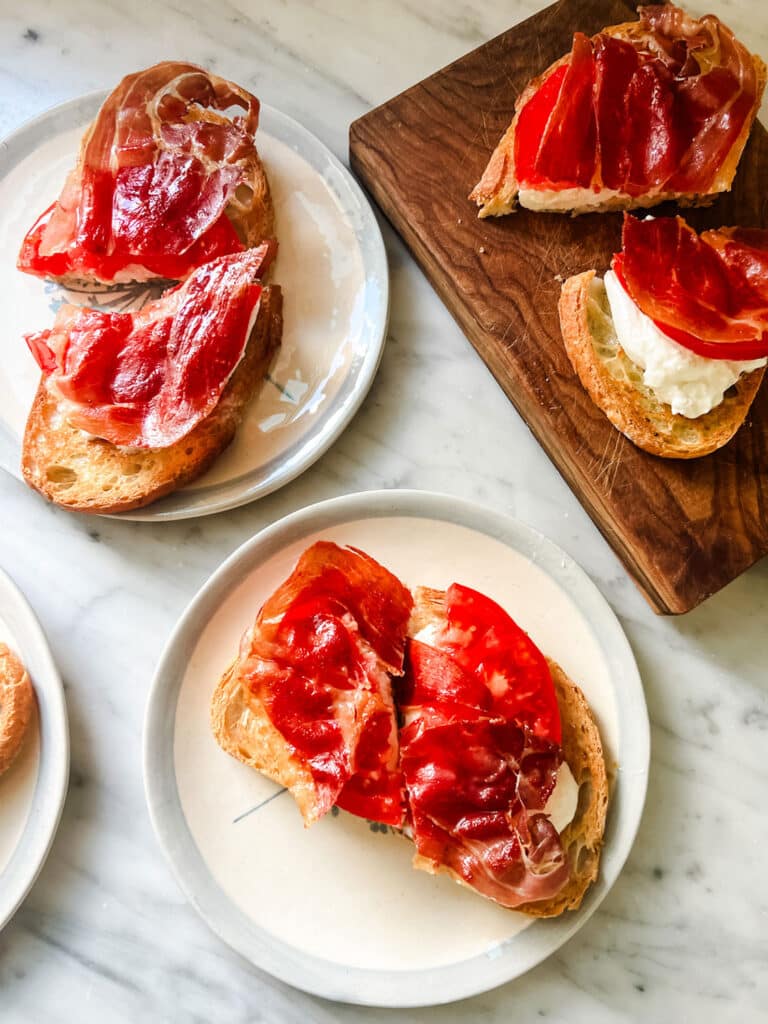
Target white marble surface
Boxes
[0,2,767,1021]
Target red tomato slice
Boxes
[436,584,562,744]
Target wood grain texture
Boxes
[349,0,768,614]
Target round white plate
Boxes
[0,567,69,931]
[144,490,649,1007]
[0,93,388,520]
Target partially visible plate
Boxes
[144,489,649,1007]
[0,567,69,930]
[0,93,388,520]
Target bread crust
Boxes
[558,271,764,459]
[469,22,767,218]
[408,587,609,917]
[21,285,283,513]
[0,643,35,777]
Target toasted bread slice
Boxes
[470,21,767,218]
[408,586,608,917]
[558,271,764,458]
[21,285,282,513]
[0,643,35,777]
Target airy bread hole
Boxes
[574,778,592,820]
[122,463,142,477]
[235,183,254,205]
[575,844,593,874]
[46,465,77,486]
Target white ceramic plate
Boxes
[144,490,649,1007]
[0,567,69,931]
[0,93,388,520]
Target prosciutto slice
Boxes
[239,542,413,826]
[400,587,568,907]
[618,215,768,360]
[514,5,762,197]
[25,243,275,448]
[18,63,263,283]
[401,717,567,908]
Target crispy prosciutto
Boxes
[616,215,768,361]
[18,63,269,284]
[25,243,275,449]
[399,586,568,908]
[238,542,413,826]
[473,5,765,213]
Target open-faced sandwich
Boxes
[559,214,768,458]
[211,542,608,914]
[22,244,282,512]
[18,62,273,286]
[470,5,766,217]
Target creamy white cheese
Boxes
[519,186,625,212]
[603,269,766,419]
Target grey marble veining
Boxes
[0,2,767,1021]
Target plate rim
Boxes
[0,566,70,932]
[143,488,649,1007]
[0,91,390,522]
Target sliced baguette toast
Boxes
[558,271,764,459]
[408,587,608,916]
[470,20,767,218]
[21,285,282,513]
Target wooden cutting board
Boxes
[349,0,768,614]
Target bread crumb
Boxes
[479,246,486,254]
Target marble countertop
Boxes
[1,2,767,1021]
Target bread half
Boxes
[407,587,609,917]
[558,271,764,459]
[21,285,282,513]
[470,23,767,218]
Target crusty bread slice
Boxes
[469,23,767,218]
[21,285,282,514]
[558,271,764,458]
[407,586,609,917]
[0,643,35,777]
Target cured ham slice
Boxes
[236,542,413,825]
[471,5,766,215]
[399,586,568,908]
[25,243,275,449]
[617,215,768,361]
[400,718,567,908]
[18,63,273,284]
